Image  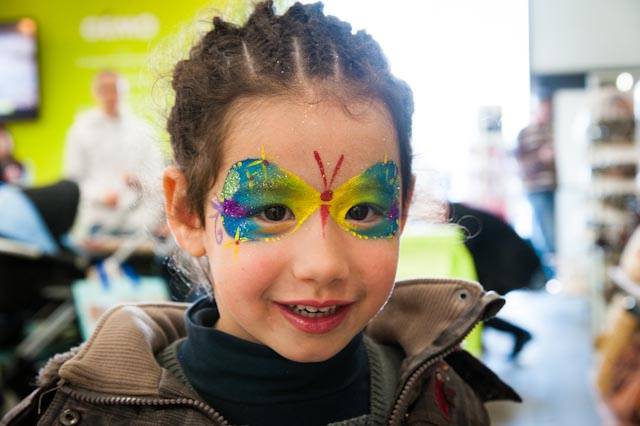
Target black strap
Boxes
[444,350,521,403]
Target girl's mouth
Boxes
[276,302,352,334]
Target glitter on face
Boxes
[214,153,401,247]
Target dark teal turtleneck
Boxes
[177,297,370,426]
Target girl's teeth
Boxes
[287,304,338,316]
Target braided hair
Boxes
[168,1,414,223]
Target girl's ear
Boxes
[163,165,207,257]
[399,174,415,234]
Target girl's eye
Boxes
[259,205,294,222]
[346,204,381,222]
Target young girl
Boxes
[3,2,519,425]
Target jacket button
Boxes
[59,408,81,425]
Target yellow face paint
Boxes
[329,161,400,238]
[216,151,400,246]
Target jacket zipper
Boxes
[57,279,490,426]
[386,317,481,426]
[61,326,475,426]
[61,386,230,425]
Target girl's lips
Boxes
[275,302,353,334]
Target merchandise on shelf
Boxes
[586,88,639,268]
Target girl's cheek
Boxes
[358,239,399,267]
[250,243,289,270]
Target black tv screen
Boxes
[0,19,39,122]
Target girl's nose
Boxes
[291,218,350,287]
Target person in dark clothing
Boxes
[449,202,540,359]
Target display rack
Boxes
[592,88,640,425]
[586,89,639,295]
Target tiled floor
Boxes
[484,290,602,426]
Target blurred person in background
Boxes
[0,125,26,184]
[63,70,164,238]
[515,95,556,278]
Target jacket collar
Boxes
[47,278,502,398]
[55,302,188,396]
[367,278,503,382]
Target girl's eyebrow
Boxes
[347,181,390,191]
[232,173,313,199]
[233,180,301,196]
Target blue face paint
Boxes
[215,155,401,246]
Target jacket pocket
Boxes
[404,361,490,426]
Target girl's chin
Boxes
[276,343,346,363]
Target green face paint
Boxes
[217,158,319,242]
[330,161,400,239]
[216,154,400,244]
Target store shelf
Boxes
[590,179,639,195]
[588,145,640,167]
[589,140,636,147]
[591,206,638,225]
[609,266,640,300]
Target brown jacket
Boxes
[2,279,520,425]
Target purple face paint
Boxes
[222,199,247,218]
[210,201,225,245]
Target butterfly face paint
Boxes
[215,152,400,246]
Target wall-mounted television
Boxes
[0,19,39,122]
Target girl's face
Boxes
[202,96,408,362]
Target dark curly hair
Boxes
[167,1,414,224]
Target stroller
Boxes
[0,180,86,408]
[0,179,177,413]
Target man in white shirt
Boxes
[64,71,164,238]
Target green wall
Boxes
[0,0,257,184]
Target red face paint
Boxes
[313,151,328,188]
[313,151,345,236]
